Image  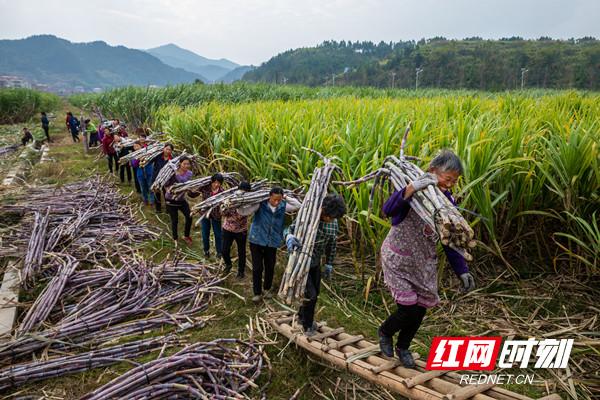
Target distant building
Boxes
[92,87,103,93]
[0,75,31,88]
[32,83,50,92]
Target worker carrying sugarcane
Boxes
[285,194,347,336]
[378,150,475,368]
[239,188,302,303]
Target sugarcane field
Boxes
[1,3,600,399]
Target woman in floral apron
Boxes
[378,150,476,368]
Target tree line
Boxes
[243,37,600,91]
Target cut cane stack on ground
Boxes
[278,150,340,304]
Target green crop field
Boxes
[0,88,60,125]
[146,92,598,277]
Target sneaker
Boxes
[236,271,245,279]
[216,253,222,259]
[396,348,416,368]
[263,290,273,299]
[252,295,262,303]
[378,327,394,357]
[223,264,232,274]
[203,250,210,258]
[183,237,193,246]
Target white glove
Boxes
[411,173,438,192]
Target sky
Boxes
[0,0,599,66]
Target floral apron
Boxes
[381,209,440,308]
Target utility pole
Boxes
[390,71,396,89]
[415,67,424,90]
[520,68,528,90]
[332,73,335,86]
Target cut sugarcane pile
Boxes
[0,259,225,391]
[0,335,181,391]
[384,155,475,260]
[20,208,50,287]
[118,142,164,166]
[17,254,78,335]
[150,152,197,192]
[0,178,157,265]
[169,171,242,197]
[278,152,340,304]
[81,338,265,400]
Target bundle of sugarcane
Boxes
[0,144,19,157]
[219,186,302,214]
[0,335,180,391]
[334,124,475,260]
[82,338,264,400]
[117,142,163,165]
[16,254,78,335]
[20,208,50,287]
[150,152,195,192]
[190,180,269,219]
[169,171,242,197]
[0,260,222,363]
[383,155,475,260]
[112,136,137,152]
[278,151,341,304]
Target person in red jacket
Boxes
[101,129,118,174]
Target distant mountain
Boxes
[146,44,240,82]
[0,35,204,91]
[217,66,255,83]
[244,38,600,90]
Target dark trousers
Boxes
[119,163,132,183]
[132,166,142,193]
[89,132,99,147]
[107,154,118,174]
[380,304,427,350]
[43,126,50,142]
[222,229,247,274]
[201,218,222,255]
[166,200,192,240]
[71,129,79,142]
[154,191,163,212]
[298,265,321,330]
[250,243,277,295]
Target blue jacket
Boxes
[248,200,287,248]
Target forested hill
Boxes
[243,38,600,90]
[0,35,203,91]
